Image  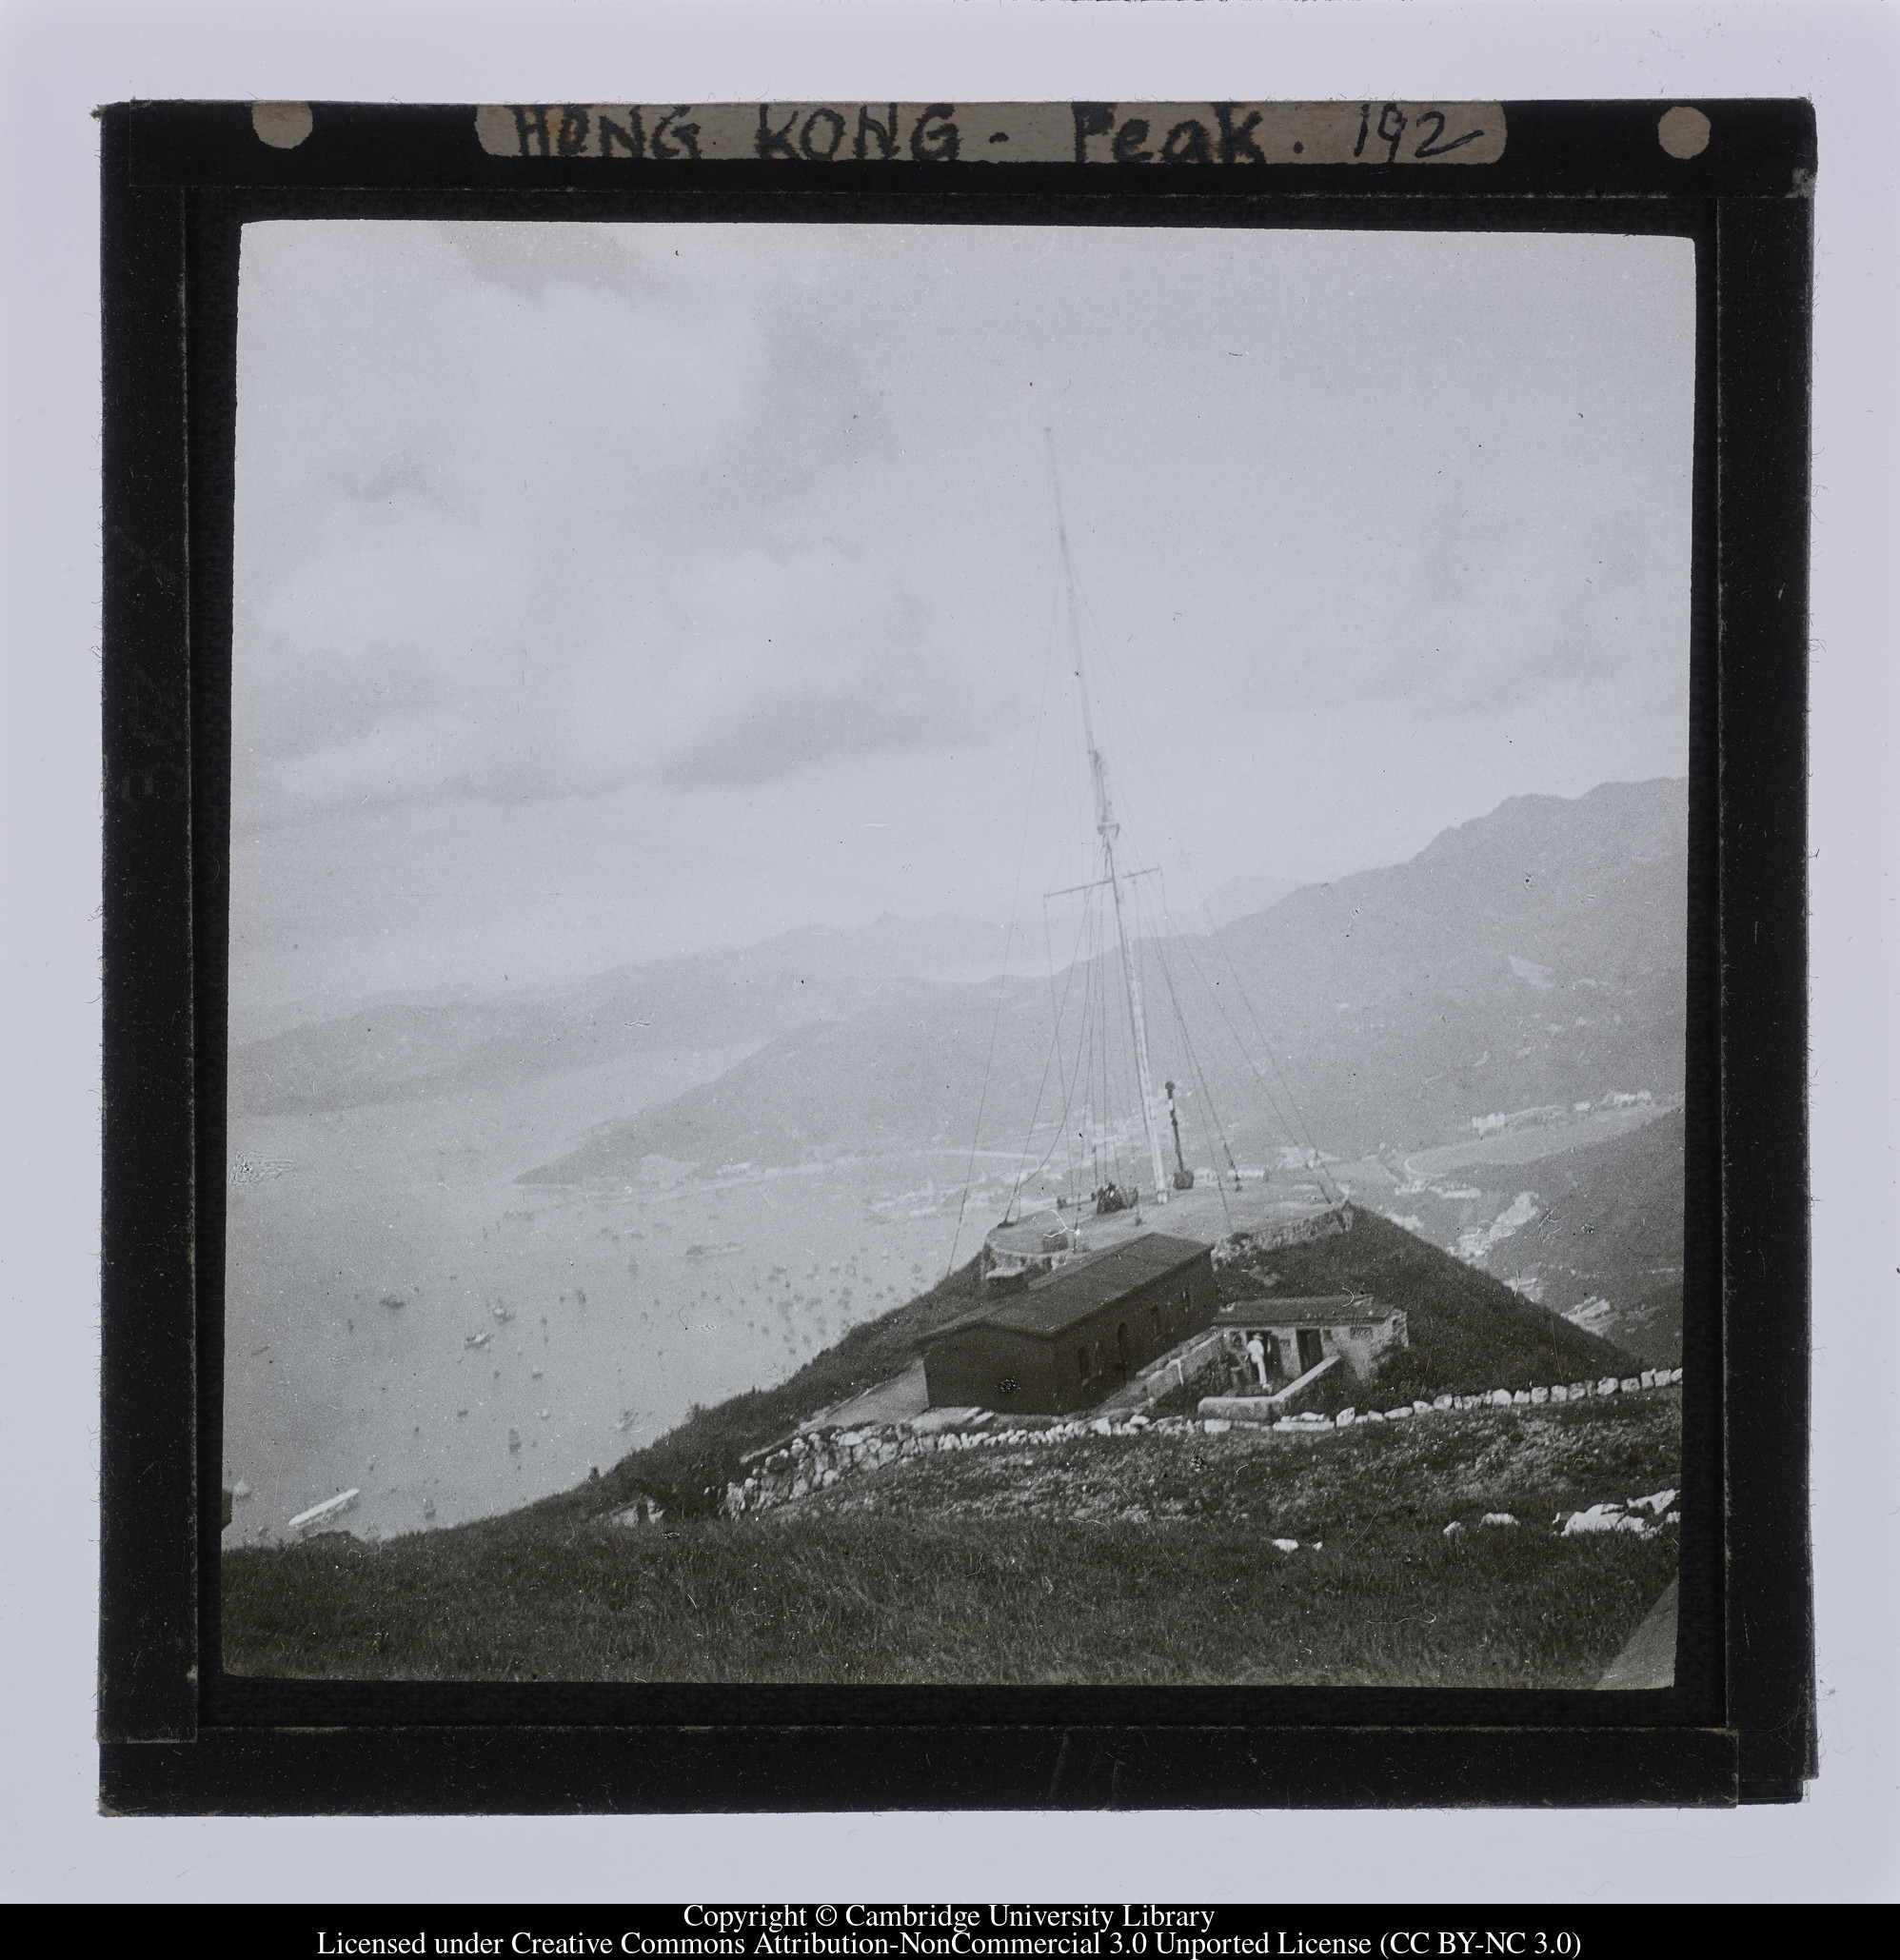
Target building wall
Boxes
[923,1250,1217,1415]
[1219,1309,1408,1385]
[1326,1314,1407,1382]
[920,1324,1053,1412]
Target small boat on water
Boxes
[287,1488,359,1535]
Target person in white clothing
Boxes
[1245,1332,1271,1391]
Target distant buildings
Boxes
[918,1233,1217,1416]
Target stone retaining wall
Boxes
[1133,1327,1228,1401]
[1213,1203,1354,1267]
[1201,1366,1682,1432]
[721,1367,1683,1517]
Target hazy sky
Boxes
[230,218,1692,1023]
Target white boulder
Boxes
[1629,1488,1678,1515]
[1562,1504,1650,1536]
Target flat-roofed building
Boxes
[918,1233,1216,1415]
[1213,1295,1408,1385]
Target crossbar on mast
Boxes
[1043,863,1162,902]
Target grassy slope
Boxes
[521,1204,1638,1518]
[221,1210,1658,1684]
[1617,1279,1685,1369]
[802,1383,1678,1534]
[1474,1110,1687,1352]
[1224,1206,1637,1400]
[223,1393,1679,1686]
[578,1256,988,1516]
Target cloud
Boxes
[1216,439,1686,723]
[638,543,1002,788]
[228,219,1694,1009]
[234,223,1007,820]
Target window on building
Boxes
[1077,1346,1090,1381]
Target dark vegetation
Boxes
[1473,1109,1687,1358]
[223,1395,1679,1686]
[550,1206,1635,1520]
[1218,1206,1637,1405]
[1618,1278,1685,1369]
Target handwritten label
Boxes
[474,102,1506,167]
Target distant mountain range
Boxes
[228,912,1018,1119]
[1195,873,1305,928]
[1204,775,1689,1156]
[232,779,1688,1203]
[521,777,1686,1181]
[228,896,1303,1120]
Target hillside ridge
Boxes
[564,1204,1636,1520]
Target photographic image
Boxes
[219,214,1692,1688]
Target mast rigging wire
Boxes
[944,582,1061,1278]
[1070,573,1341,1201]
[1136,884,1238,1236]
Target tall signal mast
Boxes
[1045,431,1170,1207]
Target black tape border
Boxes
[97,97,1814,1813]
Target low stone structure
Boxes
[717,1368,1684,1517]
[1212,1295,1407,1388]
[1213,1203,1355,1264]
